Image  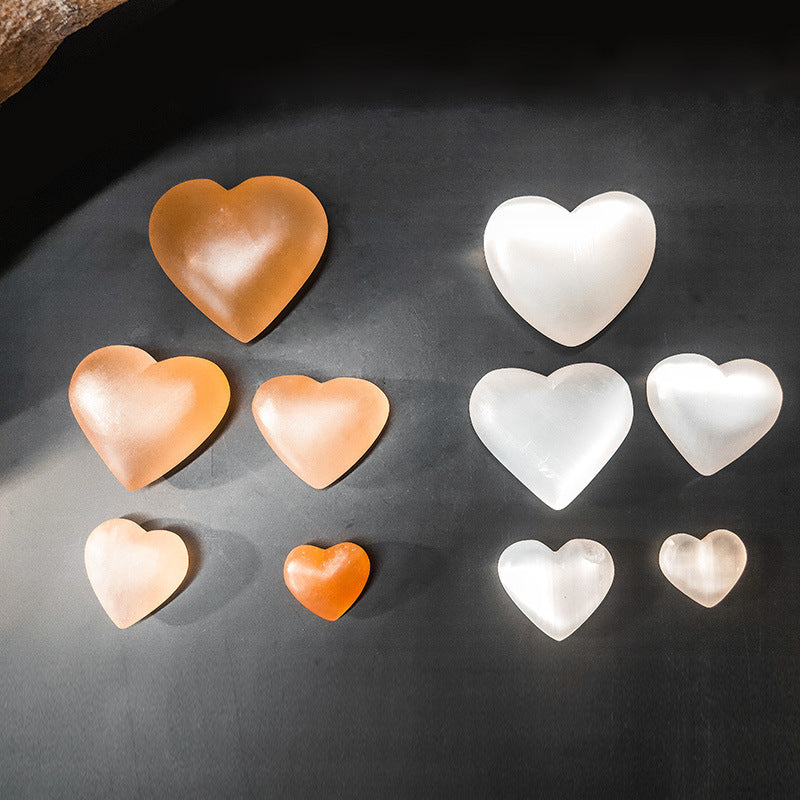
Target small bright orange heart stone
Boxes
[84,518,190,629]
[69,345,230,490]
[283,543,370,621]
[148,176,328,342]
[252,375,390,489]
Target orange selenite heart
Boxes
[85,518,190,629]
[284,543,370,620]
[148,176,328,342]
[251,375,390,489]
[69,345,230,490]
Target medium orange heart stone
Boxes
[283,543,370,620]
[84,518,190,629]
[148,176,328,342]
[252,375,390,489]
[69,345,230,490]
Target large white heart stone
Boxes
[498,539,614,641]
[469,364,633,510]
[483,191,656,346]
[646,353,783,475]
[659,529,747,607]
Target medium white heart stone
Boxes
[469,364,633,510]
[498,539,614,641]
[659,529,747,607]
[483,191,656,346]
[646,353,783,475]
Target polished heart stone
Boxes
[69,345,230,490]
[659,529,747,607]
[84,518,190,628]
[646,353,783,475]
[469,364,633,510]
[149,176,328,342]
[498,539,614,641]
[284,542,370,621]
[252,375,389,489]
[483,191,656,346]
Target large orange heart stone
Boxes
[85,518,190,629]
[252,375,390,489]
[284,543,370,620]
[69,345,230,490]
[148,176,328,342]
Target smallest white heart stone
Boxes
[498,539,614,641]
[659,529,747,607]
[647,353,782,475]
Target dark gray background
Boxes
[1,4,799,797]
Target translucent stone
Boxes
[483,191,656,346]
[84,518,189,629]
[469,364,633,510]
[252,375,389,489]
[659,529,747,607]
[149,176,328,342]
[498,539,614,641]
[69,345,230,490]
[283,543,370,621]
[646,353,783,475]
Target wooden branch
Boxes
[0,0,128,104]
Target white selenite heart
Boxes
[483,191,656,346]
[498,539,614,640]
[646,354,782,475]
[659,529,747,607]
[469,364,633,510]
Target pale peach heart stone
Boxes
[252,375,389,489]
[84,518,189,629]
[69,345,230,490]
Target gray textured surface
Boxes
[0,6,799,797]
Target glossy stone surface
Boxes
[469,364,633,510]
[252,375,389,489]
[659,529,747,607]
[483,191,656,346]
[647,353,782,475]
[149,176,328,342]
[69,345,230,490]
[498,539,614,641]
[84,518,189,629]
[283,543,370,621]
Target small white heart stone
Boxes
[469,364,633,510]
[498,539,614,641]
[483,191,656,346]
[659,529,747,607]
[646,354,782,475]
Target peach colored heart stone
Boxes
[659,529,747,607]
[84,518,189,628]
[148,176,328,342]
[284,543,370,620]
[252,375,390,489]
[69,345,230,490]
